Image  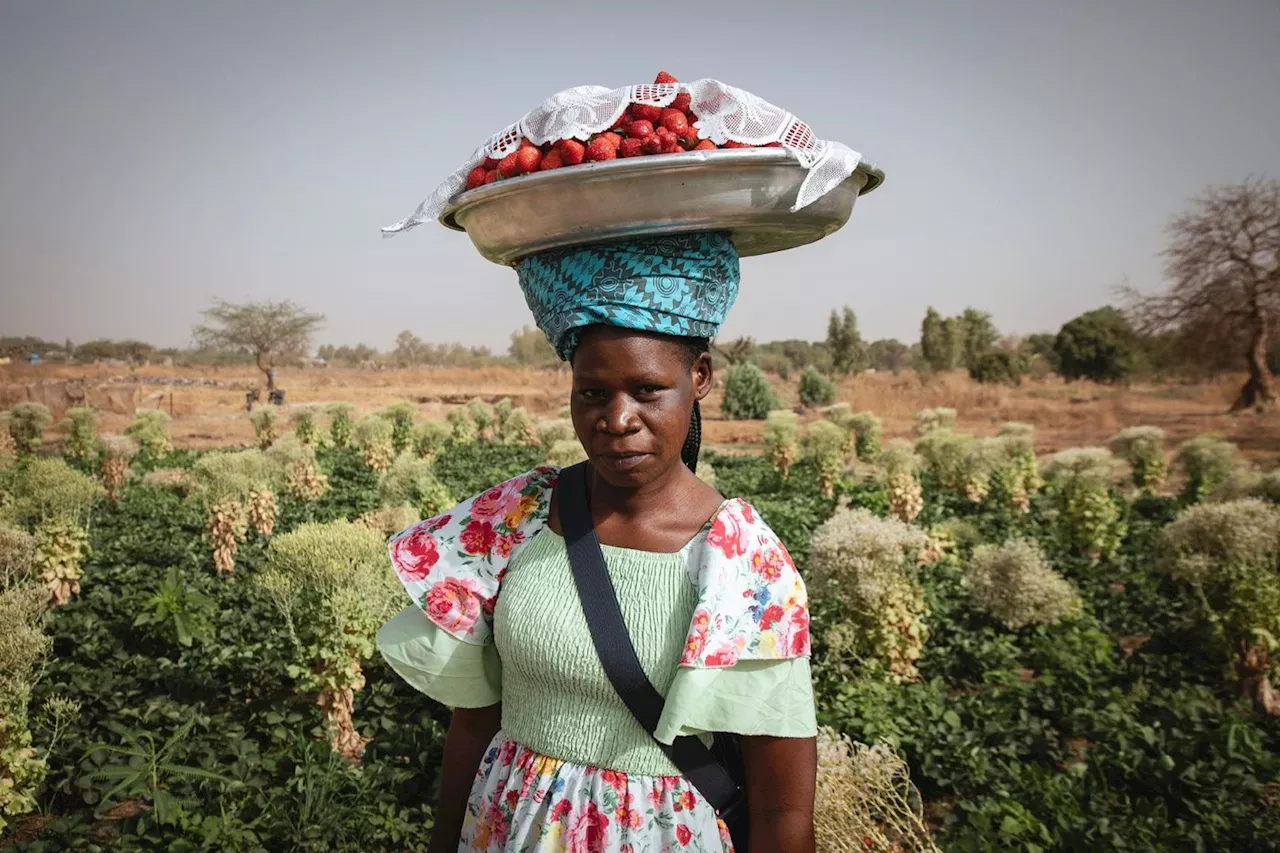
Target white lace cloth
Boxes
[382,79,864,235]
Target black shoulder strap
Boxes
[558,461,741,812]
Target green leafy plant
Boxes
[134,566,217,648]
[7,403,52,456]
[721,362,779,420]
[799,366,838,408]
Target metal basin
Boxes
[440,148,884,266]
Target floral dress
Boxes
[377,467,816,852]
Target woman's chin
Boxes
[590,454,658,487]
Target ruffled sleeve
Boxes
[655,499,816,743]
[375,467,557,708]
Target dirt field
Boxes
[3,363,1278,463]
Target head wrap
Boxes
[515,232,740,361]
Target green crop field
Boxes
[2,401,1279,852]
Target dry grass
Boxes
[3,363,1278,462]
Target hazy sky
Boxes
[2,0,1278,353]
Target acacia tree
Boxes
[1126,178,1280,411]
[193,299,324,391]
[826,307,868,375]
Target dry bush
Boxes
[326,403,355,447]
[536,419,576,455]
[804,420,847,497]
[814,727,939,853]
[266,436,328,501]
[356,504,421,537]
[764,410,801,481]
[414,420,453,460]
[913,407,956,436]
[354,415,395,473]
[809,508,930,682]
[378,454,453,518]
[259,521,402,760]
[966,539,1081,629]
[878,439,924,524]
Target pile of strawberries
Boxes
[464,71,781,190]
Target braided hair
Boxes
[680,338,711,474]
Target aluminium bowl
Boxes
[439,148,884,266]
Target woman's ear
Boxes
[692,352,714,401]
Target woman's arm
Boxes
[741,734,816,853]
[428,703,502,853]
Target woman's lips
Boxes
[598,452,650,472]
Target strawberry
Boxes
[483,157,500,170]
[765,141,783,147]
[641,134,663,155]
[586,137,617,161]
[598,131,622,150]
[693,139,717,151]
[672,91,692,113]
[465,166,487,190]
[560,139,586,165]
[631,103,663,124]
[484,169,499,184]
[661,136,682,154]
[515,146,542,174]
[627,119,655,138]
[722,140,750,149]
[541,149,565,170]
[678,126,700,145]
[619,137,644,158]
[660,109,689,134]
[498,151,521,178]
[654,71,678,84]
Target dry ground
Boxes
[3,363,1278,463]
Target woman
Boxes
[377,232,817,852]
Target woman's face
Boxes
[570,327,713,488]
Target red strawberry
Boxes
[765,141,783,147]
[598,132,622,150]
[498,151,521,178]
[465,167,487,190]
[484,169,498,184]
[560,139,586,165]
[541,149,565,170]
[678,126,700,145]
[515,146,542,174]
[661,137,682,154]
[654,71,678,84]
[483,157,500,170]
[586,137,617,161]
[641,134,663,155]
[631,103,663,124]
[672,92,692,113]
[722,140,750,149]
[693,139,717,151]
[660,109,689,134]
[627,119,655,138]
[619,137,644,158]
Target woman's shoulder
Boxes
[703,496,793,564]
[386,468,559,639]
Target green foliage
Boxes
[326,403,355,448]
[1175,434,1239,503]
[191,449,272,505]
[5,457,105,527]
[798,365,838,407]
[920,307,962,371]
[849,411,883,461]
[290,404,323,446]
[380,402,417,454]
[353,416,394,474]
[447,406,478,444]
[959,308,999,371]
[377,455,454,518]
[1109,426,1169,491]
[721,362,779,420]
[1054,306,1136,382]
[804,420,848,498]
[500,407,536,446]
[467,398,495,440]
[826,307,868,375]
[60,406,100,464]
[133,565,217,648]
[913,407,956,436]
[536,419,576,455]
[968,350,1027,385]
[125,409,173,462]
[8,403,52,455]
[248,408,279,449]
[763,411,801,481]
[1043,448,1126,561]
[546,439,587,469]
[414,419,452,459]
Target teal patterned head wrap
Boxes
[515,232,741,361]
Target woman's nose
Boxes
[598,395,638,434]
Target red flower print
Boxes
[601,769,627,791]
[494,530,525,559]
[424,577,486,635]
[789,607,811,656]
[460,520,498,555]
[707,505,749,559]
[391,525,439,581]
[760,603,785,629]
[566,801,610,852]
[681,628,709,666]
[676,823,693,845]
[680,790,697,811]
[751,547,786,582]
[470,485,510,521]
[505,789,519,810]
[551,798,574,822]
[427,513,452,533]
[704,645,740,668]
[484,802,511,846]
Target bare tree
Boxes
[193,299,324,391]
[1124,178,1280,411]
